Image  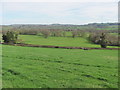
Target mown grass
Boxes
[19,35,118,48]
[2,45,118,88]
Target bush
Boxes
[72,31,77,38]
[49,29,62,37]
[89,32,119,47]
[41,30,51,38]
[2,31,19,44]
[99,33,108,48]
[19,29,38,35]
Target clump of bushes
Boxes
[2,31,19,44]
[40,30,51,38]
[71,30,87,38]
[19,29,39,35]
[99,33,108,48]
[72,31,77,38]
[89,32,119,48]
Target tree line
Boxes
[1,28,119,48]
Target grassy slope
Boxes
[2,45,118,88]
[19,35,117,48]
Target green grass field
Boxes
[0,44,2,89]
[2,45,118,88]
[19,35,117,48]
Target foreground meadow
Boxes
[2,45,118,88]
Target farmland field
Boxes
[2,45,118,88]
[19,35,118,48]
[1,1,119,89]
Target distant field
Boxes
[110,33,119,36]
[19,35,118,48]
[2,45,118,88]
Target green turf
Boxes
[19,35,118,48]
[2,45,118,88]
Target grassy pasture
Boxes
[2,45,118,88]
[110,33,119,36]
[19,35,118,48]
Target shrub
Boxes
[2,31,19,44]
[51,30,62,37]
[89,32,119,47]
[41,30,51,38]
[72,31,77,38]
[99,33,108,48]
[62,31,66,37]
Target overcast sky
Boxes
[0,0,118,25]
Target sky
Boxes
[0,0,118,25]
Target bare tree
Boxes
[41,30,51,38]
[72,31,77,38]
